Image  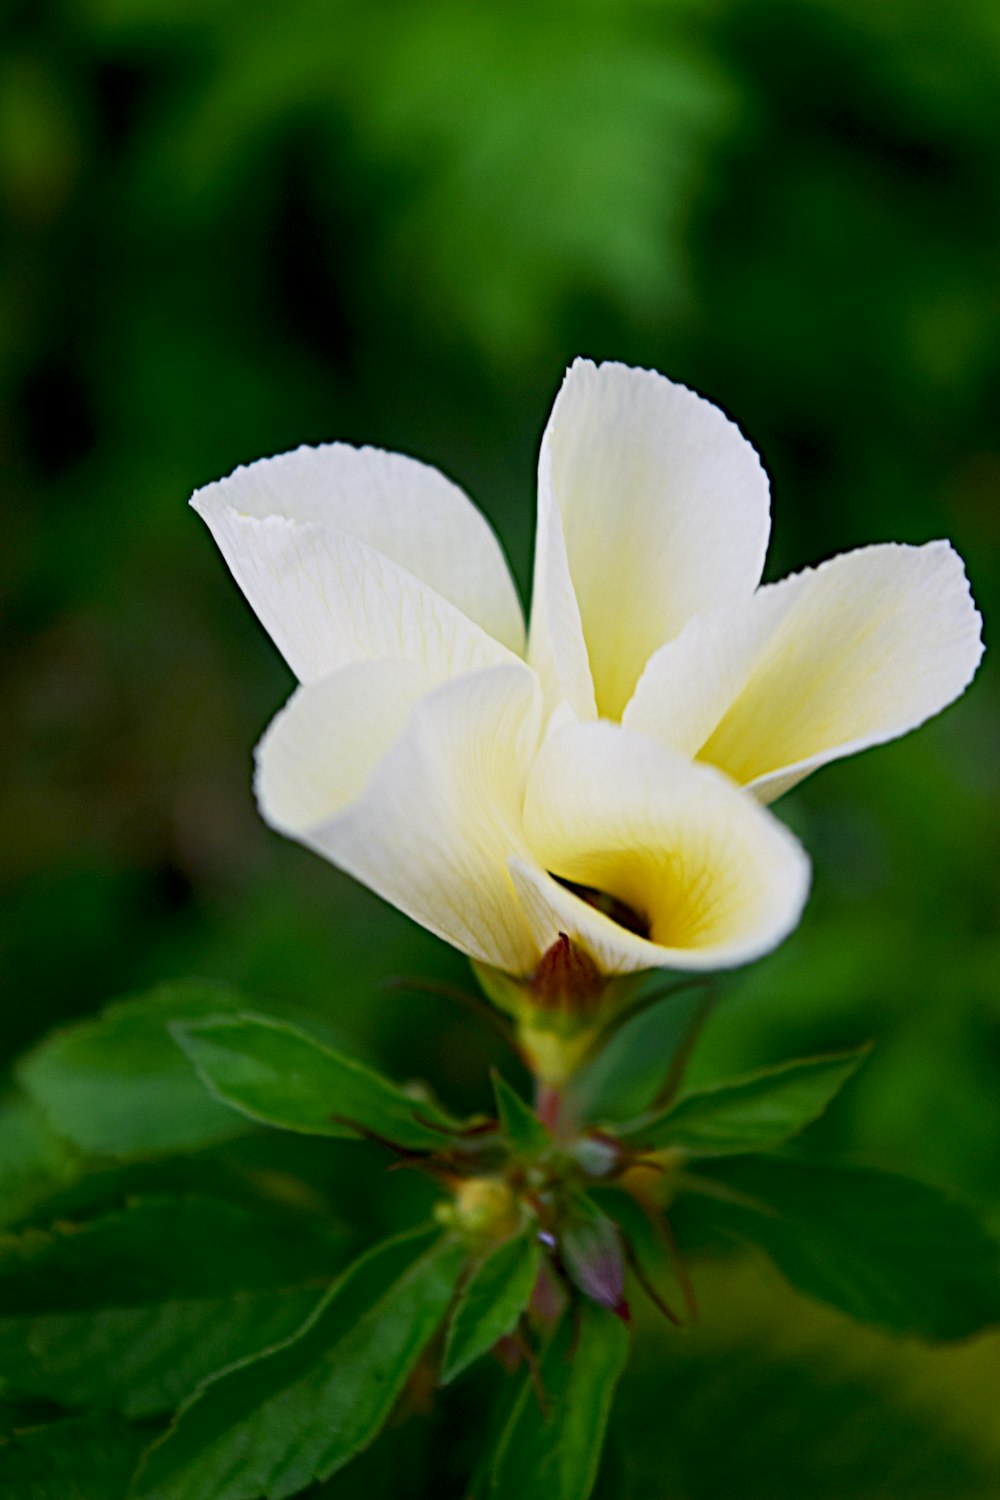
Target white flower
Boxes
[192,360,982,982]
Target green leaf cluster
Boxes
[0,1196,346,1417]
[3,980,1000,1499]
[0,988,550,1498]
[591,1030,1000,1344]
[133,1229,467,1500]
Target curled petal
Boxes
[513,722,811,975]
[255,658,433,833]
[624,541,984,802]
[193,443,525,681]
[532,359,770,719]
[257,662,545,974]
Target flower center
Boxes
[550,876,651,939]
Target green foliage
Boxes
[569,982,714,1123]
[17,984,248,1157]
[132,1227,467,1500]
[0,1094,80,1228]
[173,1012,463,1150]
[78,0,727,371]
[487,1302,630,1500]
[676,1155,1000,1340]
[621,1047,870,1155]
[441,1227,540,1387]
[0,1412,144,1500]
[614,1258,1000,1499]
[491,1069,548,1154]
[0,1195,345,1417]
[3,987,1000,1494]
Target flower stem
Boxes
[535,1081,564,1136]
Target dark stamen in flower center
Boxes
[551,877,651,939]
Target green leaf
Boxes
[17,982,247,1157]
[0,1196,345,1417]
[568,982,712,1124]
[172,1013,461,1151]
[620,1048,869,1155]
[441,1227,540,1386]
[676,1154,1000,1340]
[491,1071,548,1155]
[0,1094,80,1228]
[132,1228,468,1500]
[0,1412,144,1500]
[488,1301,630,1500]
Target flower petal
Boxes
[192,443,525,681]
[255,658,434,833]
[526,443,598,720]
[513,722,811,974]
[532,359,770,719]
[624,541,984,802]
[257,662,545,974]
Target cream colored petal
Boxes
[192,443,525,680]
[255,658,434,833]
[514,723,810,975]
[624,541,984,802]
[534,358,770,720]
[526,444,598,720]
[194,511,517,685]
[258,662,544,974]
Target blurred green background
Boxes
[3,0,999,1492]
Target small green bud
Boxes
[441,1175,521,1244]
[570,1133,622,1179]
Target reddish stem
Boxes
[535,1082,563,1135]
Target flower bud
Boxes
[473,942,642,1088]
[569,1132,622,1180]
[437,1175,521,1243]
[560,1204,630,1322]
[530,934,604,1014]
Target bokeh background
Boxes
[3,0,999,1493]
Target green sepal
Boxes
[592,1186,684,1323]
[131,1227,468,1500]
[487,1301,630,1500]
[619,1047,870,1156]
[172,1012,462,1151]
[441,1225,540,1386]
[17,982,248,1158]
[491,1070,548,1155]
[0,1195,346,1417]
[675,1154,1000,1340]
